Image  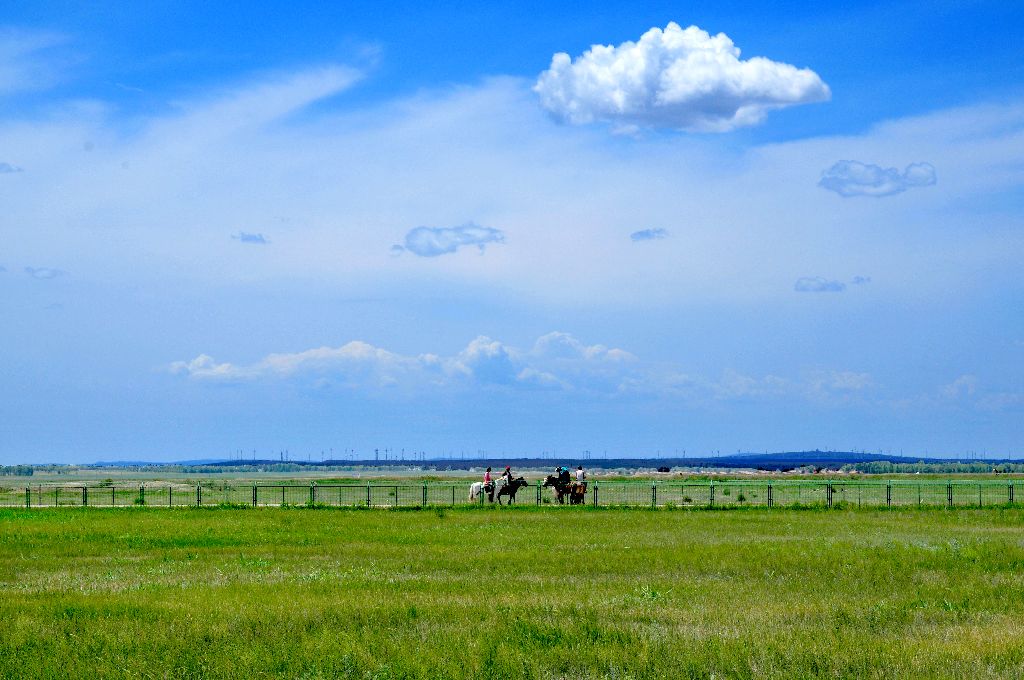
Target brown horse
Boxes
[542,476,587,504]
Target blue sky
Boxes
[2,1,1023,462]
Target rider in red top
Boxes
[483,467,494,501]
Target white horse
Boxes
[469,480,500,502]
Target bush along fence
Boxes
[0,480,1022,509]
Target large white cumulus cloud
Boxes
[534,22,830,132]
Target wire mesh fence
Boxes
[1,481,1021,510]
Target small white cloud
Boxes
[940,374,978,400]
[232,231,269,244]
[24,266,65,280]
[532,331,637,362]
[794,277,845,293]
[630,228,668,242]
[814,370,872,392]
[534,22,830,133]
[169,354,239,379]
[819,161,937,197]
[0,162,23,173]
[396,223,504,257]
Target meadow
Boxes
[2,506,1024,678]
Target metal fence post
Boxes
[112,486,115,507]
[1010,483,1015,505]
[140,485,145,506]
[710,482,715,508]
[918,485,921,507]
[979,484,982,508]
[310,484,316,506]
[25,487,30,509]
[252,486,257,507]
[196,485,201,507]
[366,484,371,507]
[652,484,657,508]
[827,483,833,508]
[767,483,773,508]
[83,486,87,507]
[393,486,398,508]
[536,484,541,505]
[593,483,598,507]
[422,484,427,506]
[886,483,891,507]
[947,483,952,508]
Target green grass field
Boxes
[2,507,1024,678]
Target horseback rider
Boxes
[501,465,513,487]
[575,465,587,495]
[483,467,495,501]
[557,466,571,490]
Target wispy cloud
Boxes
[232,231,269,245]
[630,228,668,242]
[0,27,70,96]
[894,374,1024,414]
[819,161,937,197]
[535,22,829,133]
[24,266,65,280]
[851,275,871,285]
[0,161,22,173]
[393,223,505,257]
[794,277,845,293]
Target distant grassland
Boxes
[2,507,1024,678]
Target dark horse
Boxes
[495,477,529,505]
[542,475,587,505]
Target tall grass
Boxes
[2,507,1023,678]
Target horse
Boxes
[469,481,496,502]
[495,477,528,505]
[542,475,587,505]
[568,482,587,505]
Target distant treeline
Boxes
[0,465,33,476]
[842,461,1024,474]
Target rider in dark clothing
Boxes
[557,466,571,489]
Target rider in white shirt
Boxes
[575,466,586,482]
